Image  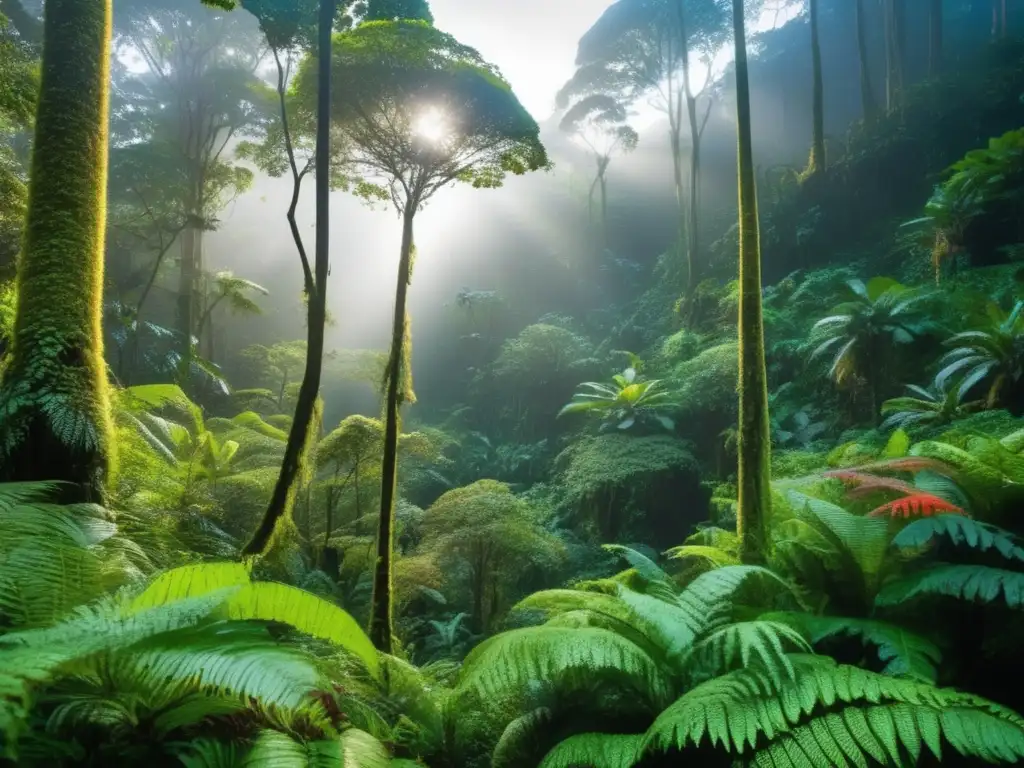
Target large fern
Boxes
[643,654,1024,763]
[537,732,644,768]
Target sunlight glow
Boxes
[412,107,451,144]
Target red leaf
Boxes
[824,470,918,497]
[867,493,967,519]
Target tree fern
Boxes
[685,621,812,687]
[0,486,122,628]
[491,707,554,768]
[537,733,644,768]
[240,728,390,767]
[892,514,1024,562]
[129,562,379,676]
[457,626,672,707]
[748,701,1024,767]
[221,582,379,677]
[876,564,1024,610]
[643,654,1024,761]
[766,613,941,683]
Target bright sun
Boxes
[412,107,449,143]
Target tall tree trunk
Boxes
[0,0,114,501]
[598,168,608,252]
[854,0,878,122]
[369,206,416,653]
[807,0,826,175]
[675,0,703,294]
[884,0,905,112]
[669,120,688,289]
[241,0,334,557]
[176,223,197,388]
[929,0,943,76]
[732,0,771,565]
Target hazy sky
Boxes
[428,0,612,119]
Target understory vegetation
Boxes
[3,0,1024,766]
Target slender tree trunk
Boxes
[807,0,826,175]
[929,0,943,76]
[599,171,608,252]
[676,0,702,287]
[670,124,688,289]
[242,0,334,557]
[884,0,905,113]
[369,206,416,653]
[732,0,771,565]
[0,0,114,501]
[854,0,877,122]
[177,223,197,388]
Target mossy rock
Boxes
[554,433,706,548]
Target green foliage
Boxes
[938,299,1024,409]
[554,433,698,542]
[294,19,548,207]
[645,653,1024,764]
[0,495,389,763]
[809,277,930,389]
[559,365,676,432]
[668,342,738,416]
[416,480,565,631]
[906,127,1024,279]
[881,375,983,431]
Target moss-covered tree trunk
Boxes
[854,0,877,123]
[241,0,334,557]
[807,0,826,175]
[0,0,114,501]
[732,0,771,565]
[370,204,416,653]
[929,0,943,76]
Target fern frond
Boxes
[749,702,1024,767]
[113,622,320,712]
[221,582,379,677]
[685,621,812,686]
[677,565,792,625]
[767,613,941,683]
[892,515,1024,563]
[868,492,966,518]
[642,654,1024,760]
[0,494,118,627]
[492,707,554,768]
[130,562,252,611]
[457,627,672,707]
[240,727,389,767]
[538,733,644,768]
[823,470,917,497]
[876,564,1024,610]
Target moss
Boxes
[772,449,830,479]
[928,409,1024,447]
[0,0,114,500]
[655,328,703,368]
[555,433,705,547]
[669,342,739,416]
